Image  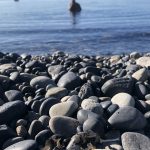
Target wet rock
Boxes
[49,116,79,138]
[49,101,78,117]
[101,78,134,97]
[108,106,147,130]
[57,72,81,90]
[121,132,150,150]
[5,90,24,102]
[0,100,27,124]
[111,93,135,107]
[4,140,39,150]
[45,87,68,99]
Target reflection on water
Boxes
[70,11,81,25]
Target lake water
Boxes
[0,0,150,55]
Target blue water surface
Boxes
[0,0,150,55]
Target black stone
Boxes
[39,97,60,115]
[0,101,27,125]
[78,83,94,99]
[101,77,134,97]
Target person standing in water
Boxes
[69,0,81,12]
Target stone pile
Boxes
[0,51,150,150]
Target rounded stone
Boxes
[5,90,24,102]
[0,75,11,90]
[0,63,16,73]
[28,120,44,138]
[31,100,43,113]
[48,65,64,80]
[136,57,150,67]
[2,137,23,149]
[67,95,81,104]
[39,97,60,116]
[30,76,55,89]
[83,118,104,137]
[135,83,148,99]
[106,104,119,117]
[9,71,19,82]
[111,93,135,107]
[16,125,28,138]
[3,140,39,150]
[108,106,147,131]
[57,72,81,90]
[35,129,52,146]
[77,109,103,124]
[25,111,40,123]
[101,78,134,97]
[38,115,50,128]
[0,125,16,148]
[130,51,141,59]
[132,68,148,82]
[49,116,79,138]
[45,87,68,99]
[0,100,27,124]
[121,132,150,150]
[81,99,103,115]
[100,101,112,110]
[19,73,37,83]
[49,101,78,117]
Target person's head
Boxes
[72,0,76,3]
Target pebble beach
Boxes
[0,51,150,150]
